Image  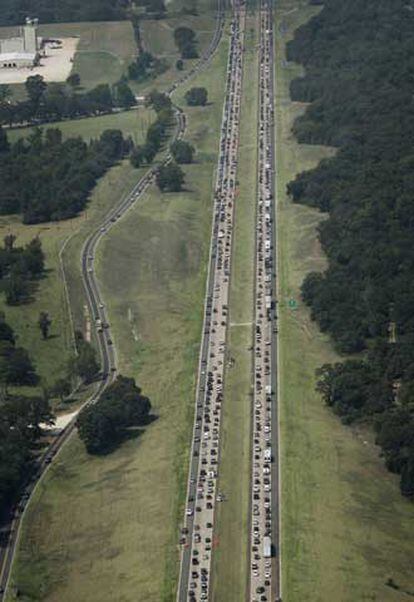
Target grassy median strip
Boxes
[5,23,230,602]
[209,15,259,602]
[275,2,414,601]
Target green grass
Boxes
[7,106,154,144]
[210,16,259,602]
[0,105,151,402]
[132,13,217,96]
[5,21,231,602]
[0,217,74,393]
[2,20,137,99]
[275,2,414,601]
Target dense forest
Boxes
[0,126,133,223]
[0,0,127,26]
[287,0,414,496]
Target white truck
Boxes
[263,536,272,558]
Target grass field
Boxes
[209,16,259,601]
[5,21,231,602]
[275,2,414,601]
[7,107,154,144]
[0,104,151,403]
[133,13,217,96]
[1,20,137,100]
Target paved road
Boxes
[176,3,246,601]
[0,3,225,598]
[249,2,281,602]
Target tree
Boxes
[66,73,81,88]
[145,89,172,112]
[170,139,195,164]
[25,75,47,106]
[5,273,29,305]
[52,377,71,401]
[130,145,146,168]
[4,234,16,252]
[87,84,113,110]
[185,87,208,106]
[0,128,9,153]
[38,312,51,340]
[75,341,100,382]
[76,375,152,454]
[0,84,11,104]
[176,59,184,71]
[173,26,198,58]
[156,162,185,192]
[76,406,116,454]
[23,237,45,276]
[113,81,136,108]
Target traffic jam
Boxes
[179,3,246,601]
[250,2,278,602]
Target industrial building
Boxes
[0,18,40,69]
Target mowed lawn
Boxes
[5,23,230,602]
[134,13,217,96]
[210,16,259,601]
[276,2,414,601]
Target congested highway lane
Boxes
[249,2,281,602]
[177,3,246,601]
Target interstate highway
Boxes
[177,3,246,601]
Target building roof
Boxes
[0,52,36,61]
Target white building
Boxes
[0,18,40,69]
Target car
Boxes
[186,508,193,516]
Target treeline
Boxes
[174,26,199,59]
[0,126,133,223]
[130,90,174,167]
[0,0,127,26]
[0,234,44,305]
[127,51,169,83]
[77,376,153,454]
[286,0,414,496]
[0,313,54,517]
[0,76,136,128]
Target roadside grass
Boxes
[5,23,231,602]
[7,106,154,144]
[133,13,217,96]
[210,16,259,602]
[275,2,414,601]
[0,106,150,403]
[2,20,136,100]
[0,217,75,393]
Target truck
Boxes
[265,295,272,311]
[263,536,272,558]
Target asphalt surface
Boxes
[176,3,246,601]
[249,2,281,602]
[0,3,225,598]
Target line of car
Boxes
[249,3,280,602]
[177,3,246,602]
